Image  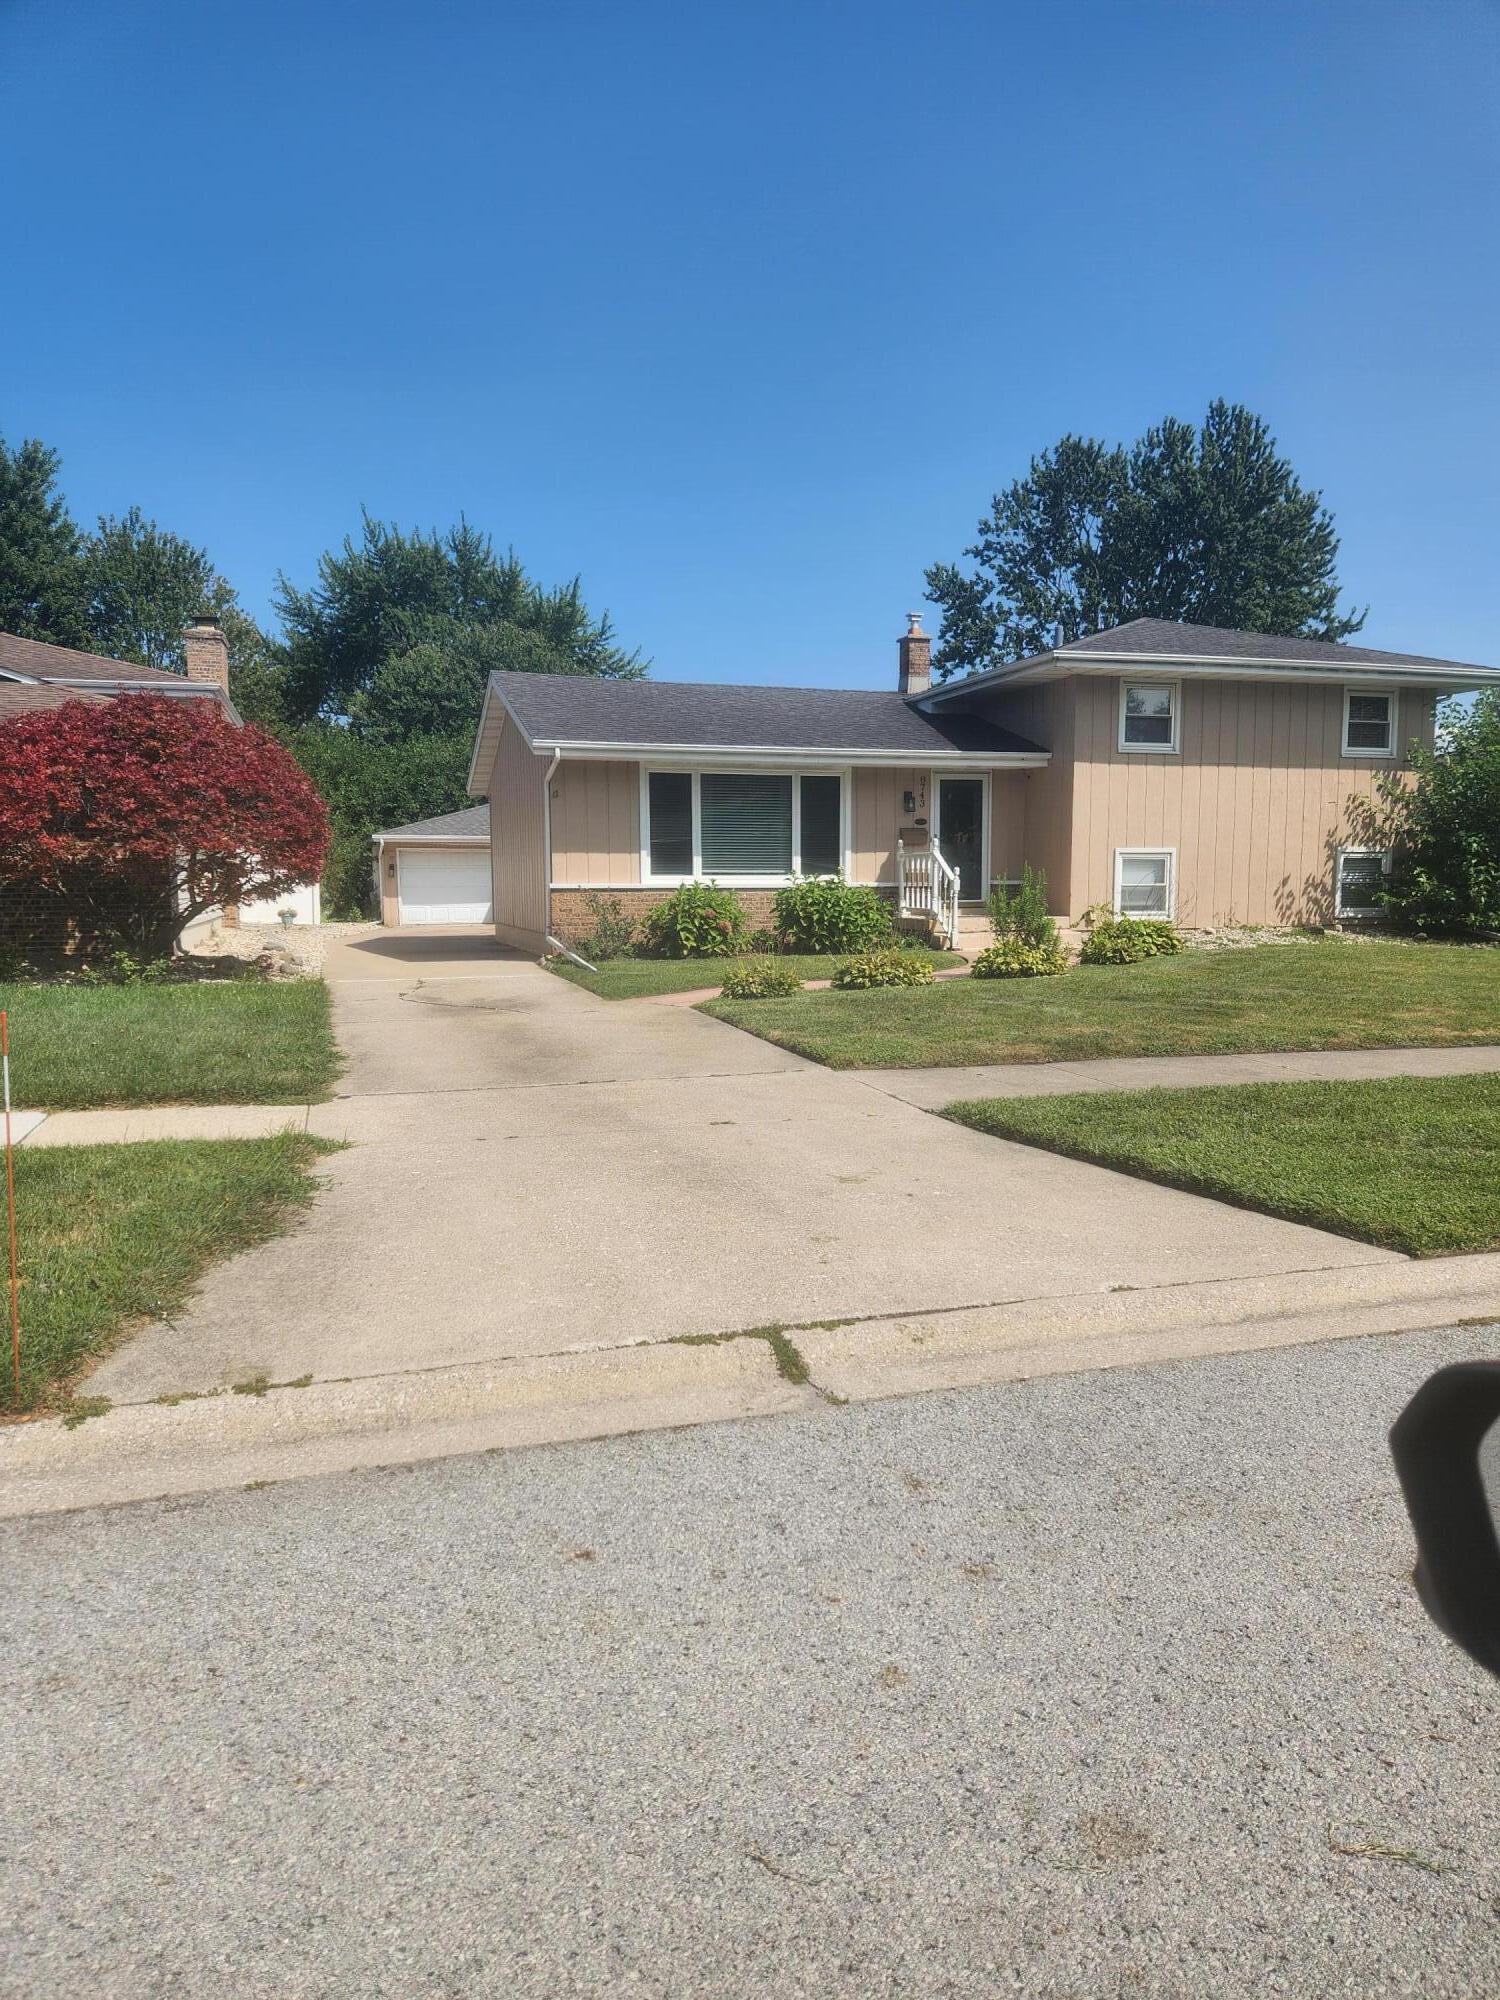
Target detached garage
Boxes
[372,804,492,926]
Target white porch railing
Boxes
[896,839,961,947]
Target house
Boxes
[461,615,1500,954]
[0,617,238,718]
[372,804,492,926]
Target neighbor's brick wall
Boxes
[0,872,180,965]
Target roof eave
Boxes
[520,738,1050,766]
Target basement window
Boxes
[1335,849,1391,917]
[1114,848,1175,918]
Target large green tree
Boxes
[926,401,1366,676]
[275,513,644,727]
[82,505,272,690]
[0,433,90,646]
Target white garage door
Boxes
[397,847,493,925]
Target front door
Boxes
[936,778,985,902]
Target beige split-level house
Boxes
[460,616,1500,955]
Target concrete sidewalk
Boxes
[17,1038,1500,1143]
[862,1040,1500,1106]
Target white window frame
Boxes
[1113,846,1177,919]
[1117,678,1180,754]
[638,765,852,887]
[1335,847,1392,917]
[1341,686,1397,760]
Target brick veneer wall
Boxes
[548,886,783,946]
[548,884,910,949]
[0,873,179,965]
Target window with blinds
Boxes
[647,772,693,877]
[700,774,793,876]
[799,775,842,875]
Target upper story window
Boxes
[643,769,845,883]
[1342,687,1396,758]
[1118,679,1179,753]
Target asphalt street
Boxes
[6,1321,1500,1998]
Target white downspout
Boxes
[541,749,562,959]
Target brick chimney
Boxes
[183,614,230,692]
[898,611,931,696]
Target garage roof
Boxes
[373,803,490,842]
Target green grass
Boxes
[945,1073,1500,1256]
[0,979,341,1108]
[1,1133,336,1414]
[702,940,1500,1069]
[549,952,962,999]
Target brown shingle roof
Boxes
[0,629,191,686]
[0,682,113,719]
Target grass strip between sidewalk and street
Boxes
[944,1072,1500,1257]
[2,1133,338,1415]
[0,979,341,1109]
[703,939,1500,1069]
[550,952,961,999]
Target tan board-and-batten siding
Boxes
[487,717,549,952]
[973,675,1436,926]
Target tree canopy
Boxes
[925,401,1366,677]
[0,435,89,647]
[275,514,644,728]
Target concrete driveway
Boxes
[85,928,1408,1404]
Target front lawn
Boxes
[702,940,1500,1069]
[2,1133,336,1414]
[0,979,341,1108]
[550,952,961,999]
[945,1073,1500,1257]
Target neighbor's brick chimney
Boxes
[183,613,230,691]
[898,611,931,696]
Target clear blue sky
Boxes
[3,0,1497,686]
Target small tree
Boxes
[1367,693,1500,935]
[0,695,330,958]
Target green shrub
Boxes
[576,893,638,962]
[988,865,1059,952]
[831,948,938,991]
[971,938,1069,979]
[747,926,782,955]
[639,881,749,958]
[718,957,804,999]
[773,876,893,953]
[1078,909,1185,965]
[1368,692,1500,935]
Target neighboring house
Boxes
[454,614,1500,953]
[372,805,492,926]
[0,618,265,953]
[0,617,238,717]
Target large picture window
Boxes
[642,769,847,883]
[701,774,792,876]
